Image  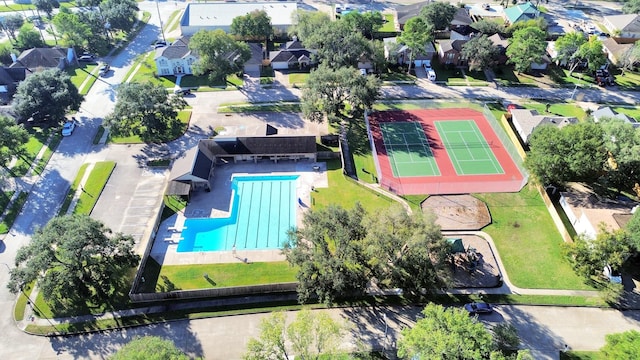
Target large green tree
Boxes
[398,304,494,360]
[288,10,331,41]
[628,211,640,252]
[599,117,640,191]
[8,215,140,309]
[189,29,251,83]
[111,336,190,360]
[623,0,640,14]
[15,23,44,50]
[105,82,186,142]
[300,64,380,124]
[525,122,605,185]
[461,34,500,72]
[574,35,607,73]
[602,330,640,358]
[419,1,457,31]
[303,20,371,68]
[13,69,83,124]
[283,204,370,305]
[563,228,634,281]
[398,17,433,73]
[52,8,92,48]
[471,19,505,36]
[341,10,385,39]
[230,9,272,42]
[33,0,56,18]
[101,0,139,33]
[506,26,547,73]
[0,115,29,168]
[2,14,24,43]
[244,309,349,360]
[363,205,450,294]
[553,31,586,72]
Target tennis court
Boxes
[435,120,504,175]
[380,122,440,177]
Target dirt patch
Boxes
[447,234,502,288]
[422,195,491,231]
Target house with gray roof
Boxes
[384,37,436,66]
[9,47,77,73]
[0,67,26,104]
[510,109,578,144]
[155,37,198,76]
[396,1,431,30]
[269,39,314,70]
[502,2,539,26]
[179,2,298,36]
[438,39,468,67]
[592,106,640,127]
[603,14,640,44]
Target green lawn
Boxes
[379,14,396,32]
[127,52,176,87]
[164,10,182,32]
[161,195,188,222]
[521,101,588,121]
[73,161,116,215]
[66,64,98,95]
[311,159,396,213]
[0,192,28,234]
[475,187,594,290]
[289,72,309,86]
[613,70,640,90]
[109,110,192,144]
[612,106,640,120]
[58,163,88,215]
[153,261,297,291]
[10,127,54,177]
[560,351,604,360]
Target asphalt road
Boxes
[0,0,639,359]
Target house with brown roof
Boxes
[438,39,468,67]
[601,37,633,66]
[509,109,578,144]
[603,14,640,44]
[9,47,77,73]
[384,37,436,66]
[450,7,473,36]
[488,33,509,64]
[395,0,430,30]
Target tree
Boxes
[0,116,29,168]
[13,69,83,124]
[0,43,14,65]
[244,309,349,360]
[506,26,547,73]
[301,65,380,124]
[341,11,385,39]
[602,330,640,358]
[52,8,92,48]
[189,29,251,83]
[461,35,499,72]
[33,0,56,18]
[363,205,450,294]
[398,304,494,360]
[623,0,640,14]
[2,14,24,42]
[398,17,433,73]
[283,204,370,305]
[230,9,272,42]
[111,336,190,360]
[288,10,331,41]
[77,9,112,55]
[8,215,140,309]
[471,19,505,36]
[553,32,586,71]
[101,0,139,33]
[505,17,547,37]
[628,211,640,252]
[304,20,371,68]
[492,323,521,352]
[15,24,44,50]
[574,35,607,73]
[420,1,457,31]
[599,117,640,191]
[618,42,640,75]
[105,82,186,142]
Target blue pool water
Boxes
[176,175,299,252]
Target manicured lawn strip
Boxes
[180,74,243,89]
[74,162,116,215]
[0,192,28,234]
[164,10,181,32]
[373,102,424,111]
[475,187,593,290]
[380,71,416,82]
[14,281,36,322]
[11,128,52,177]
[0,191,14,217]
[613,70,640,90]
[379,13,396,32]
[217,102,301,113]
[347,118,377,184]
[32,134,61,175]
[160,195,188,222]
[110,110,191,144]
[156,262,297,290]
[0,3,36,12]
[66,64,98,93]
[129,52,176,87]
[312,159,395,213]
[521,101,588,121]
[58,164,88,215]
[289,73,309,85]
[401,195,427,213]
[612,106,640,120]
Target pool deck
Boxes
[150,160,328,265]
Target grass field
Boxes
[109,110,191,144]
[475,186,593,290]
[521,101,588,121]
[73,162,116,215]
[10,128,55,177]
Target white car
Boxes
[61,120,76,136]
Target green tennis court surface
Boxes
[380,122,440,177]
[435,120,504,175]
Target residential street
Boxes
[0,0,639,359]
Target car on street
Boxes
[481,3,490,10]
[61,119,76,136]
[154,40,167,49]
[173,88,192,96]
[464,302,493,315]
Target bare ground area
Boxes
[447,234,502,288]
[422,195,491,231]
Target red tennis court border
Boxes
[367,108,526,195]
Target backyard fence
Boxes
[129,282,298,302]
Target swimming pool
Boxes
[177,175,299,252]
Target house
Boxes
[155,37,198,76]
[396,1,430,30]
[560,184,637,240]
[384,37,436,66]
[509,109,578,144]
[450,7,473,36]
[502,2,539,26]
[530,54,552,71]
[0,67,26,104]
[438,39,468,67]
[592,106,640,127]
[601,37,633,66]
[488,33,509,64]
[357,54,374,73]
[467,4,504,18]
[166,135,317,196]
[244,43,264,76]
[9,47,77,73]
[269,39,314,70]
[603,14,640,44]
[179,2,298,36]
